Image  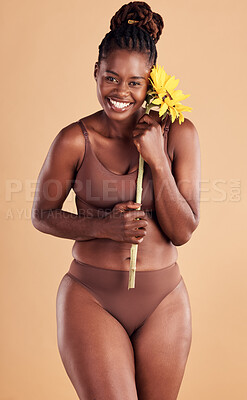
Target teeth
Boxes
[109,98,131,108]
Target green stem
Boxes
[128,107,150,289]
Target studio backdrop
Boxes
[1,1,246,399]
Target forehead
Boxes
[100,49,150,75]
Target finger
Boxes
[135,142,141,153]
[125,210,145,219]
[131,234,144,243]
[132,128,145,138]
[137,113,154,125]
[116,205,139,214]
[133,237,144,244]
[134,121,150,129]
[132,230,146,238]
[137,219,148,228]
[115,201,140,210]
[141,115,161,129]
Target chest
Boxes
[73,128,172,212]
[90,135,140,175]
[89,131,173,175]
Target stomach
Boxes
[72,211,178,271]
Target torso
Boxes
[72,109,178,271]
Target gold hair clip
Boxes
[128,19,139,24]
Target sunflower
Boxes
[145,64,192,124]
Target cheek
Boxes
[96,85,105,104]
[140,84,148,94]
[98,81,105,91]
[138,88,148,101]
[97,77,106,90]
[97,84,108,100]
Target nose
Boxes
[116,81,130,96]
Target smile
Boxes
[107,97,134,112]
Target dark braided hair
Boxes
[97,1,164,68]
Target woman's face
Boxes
[94,49,152,122]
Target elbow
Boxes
[171,232,192,246]
[32,216,42,231]
[31,214,43,232]
[31,208,47,233]
[172,216,200,246]
[31,208,39,229]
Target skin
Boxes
[32,47,199,400]
[31,48,201,271]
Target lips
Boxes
[107,97,134,112]
[108,97,133,103]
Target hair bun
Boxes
[110,1,164,44]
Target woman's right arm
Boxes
[31,122,106,241]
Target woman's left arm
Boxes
[150,118,201,246]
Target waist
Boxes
[72,238,178,271]
[68,258,181,291]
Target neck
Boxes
[100,108,146,140]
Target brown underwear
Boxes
[66,259,182,337]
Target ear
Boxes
[94,62,99,81]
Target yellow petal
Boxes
[169,106,177,122]
[165,75,180,93]
[148,64,192,121]
[174,106,179,118]
[179,113,184,124]
[165,97,175,108]
[157,90,167,98]
[150,65,171,93]
[152,98,162,105]
[176,103,193,112]
[160,102,168,114]
[172,90,191,103]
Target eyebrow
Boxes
[105,70,145,80]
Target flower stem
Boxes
[128,107,150,289]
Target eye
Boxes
[129,81,141,86]
[105,76,117,83]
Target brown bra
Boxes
[73,118,170,216]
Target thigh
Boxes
[56,273,138,400]
[130,277,192,400]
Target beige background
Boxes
[1,0,246,399]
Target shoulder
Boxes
[55,119,85,146]
[149,109,198,138]
[148,111,199,159]
[48,119,86,171]
[167,117,199,157]
[169,117,198,135]
[55,119,87,152]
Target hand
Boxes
[102,201,148,244]
[132,113,169,169]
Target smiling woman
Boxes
[94,49,151,119]
[32,1,200,399]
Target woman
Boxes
[32,2,200,399]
